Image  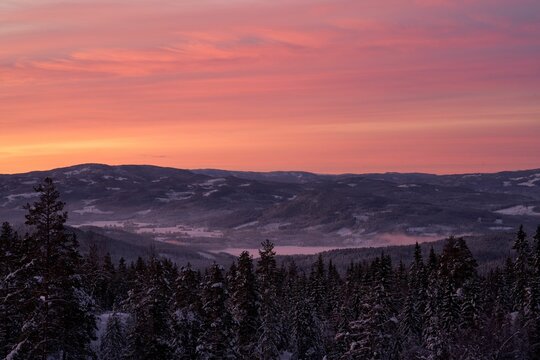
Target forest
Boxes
[1,178,540,359]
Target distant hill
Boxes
[1,164,539,250]
[279,233,517,274]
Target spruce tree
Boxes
[124,254,172,360]
[197,263,235,359]
[0,222,22,358]
[401,243,426,346]
[229,251,259,358]
[9,178,96,360]
[256,240,282,360]
[171,263,202,359]
[512,225,530,312]
[102,253,116,310]
[290,296,325,360]
[99,311,126,360]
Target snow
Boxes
[407,227,428,233]
[234,221,259,230]
[64,167,91,176]
[262,222,290,231]
[5,341,25,360]
[199,178,226,188]
[494,205,540,216]
[348,183,357,187]
[106,187,121,191]
[197,251,216,260]
[151,176,168,183]
[157,190,195,202]
[72,220,224,238]
[462,174,481,178]
[73,206,113,215]
[354,214,370,222]
[503,181,512,187]
[136,225,223,238]
[398,184,419,188]
[517,174,540,187]
[135,209,152,215]
[5,192,39,202]
[203,189,219,197]
[93,312,130,351]
[72,220,126,228]
[21,180,38,185]
[279,352,293,360]
[239,183,251,187]
[337,228,353,236]
[489,226,513,231]
[508,311,519,325]
[79,178,97,185]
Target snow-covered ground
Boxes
[73,206,113,215]
[135,225,223,238]
[199,178,226,188]
[234,221,259,230]
[203,189,219,197]
[156,190,195,202]
[72,220,126,228]
[517,174,540,187]
[494,205,540,216]
[398,184,419,188]
[1,192,40,207]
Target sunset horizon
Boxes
[1,161,540,177]
[2,0,539,174]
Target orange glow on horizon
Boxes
[1,0,539,174]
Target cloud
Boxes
[1,0,539,174]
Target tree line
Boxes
[1,178,540,359]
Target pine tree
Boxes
[197,263,235,359]
[512,225,530,312]
[0,222,22,358]
[256,240,282,359]
[290,296,325,360]
[229,251,259,358]
[308,254,327,317]
[124,254,173,360]
[401,243,426,346]
[9,178,96,360]
[342,255,399,359]
[422,271,448,360]
[83,242,109,311]
[113,257,129,305]
[171,263,202,359]
[102,252,116,309]
[99,311,126,360]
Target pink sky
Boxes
[1,0,539,174]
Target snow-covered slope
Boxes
[1,164,539,248]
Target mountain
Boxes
[1,164,539,252]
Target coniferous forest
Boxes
[1,178,540,360]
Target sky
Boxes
[1,0,539,174]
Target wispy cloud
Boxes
[1,0,539,173]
